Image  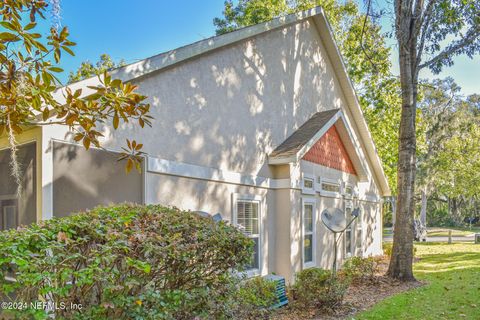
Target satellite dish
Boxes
[193,211,223,223]
[321,208,347,233]
[194,211,211,219]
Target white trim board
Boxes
[147,156,293,190]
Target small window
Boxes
[356,209,362,250]
[345,186,353,197]
[304,179,314,189]
[345,206,353,257]
[322,182,340,193]
[237,201,260,270]
[303,200,315,267]
[302,175,316,194]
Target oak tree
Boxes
[386,0,480,280]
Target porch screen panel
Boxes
[52,141,143,217]
[0,142,37,230]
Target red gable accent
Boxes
[302,125,357,175]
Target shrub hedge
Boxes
[341,256,378,283]
[0,204,271,319]
[290,268,349,310]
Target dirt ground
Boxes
[272,257,424,320]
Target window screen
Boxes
[304,203,314,264]
[237,201,260,270]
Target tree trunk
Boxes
[387,29,417,281]
[420,189,427,226]
[391,196,397,227]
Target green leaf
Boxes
[49,67,63,73]
[0,21,16,31]
[24,22,37,30]
[0,32,20,42]
[113,113,119,129]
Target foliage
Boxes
[213,0,421,193]
[291,268,350,310]
[342,256,378,283]
[0,204,254,319]
[230,277,279,319]
[382,242,393,257]
[68,53,126,83]
[0,0,151,172]
[386,0,480,280]
[357,243,480,319]
[417,78,480,225]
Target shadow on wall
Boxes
[100,19,345,182]
[51,141,143,217]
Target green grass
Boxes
[427,227,479,237]
[355,242,480,320]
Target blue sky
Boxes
[52,1,478,95]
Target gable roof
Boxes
[269,109,369,182]
[53,6,390,196]
[270,109,339,160]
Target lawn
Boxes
[355,242,480,319]
[427,227,479,237]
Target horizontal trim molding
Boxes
[147,156,293,190]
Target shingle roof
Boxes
[270,109,340,159]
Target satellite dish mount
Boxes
[321,207,360,275]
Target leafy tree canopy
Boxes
[68,53,126,83]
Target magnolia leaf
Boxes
[83,137,91,150]
[113,113,119,129]
[24,22,37,31]
[125,158,133,174]
[0,32,20,42]
[42,108,50,121]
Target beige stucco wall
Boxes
[22,16,385,282]
[98,18,352,179]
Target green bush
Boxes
[226,276,279,320]
[0,204,254,319]
[291,268,349,310]
[342,256,378,283]
[383,242,393,257]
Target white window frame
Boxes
[318,177,342,198]
[232,193,263,277]
[302,197,316,269]
[301,173,316,195]
[344,199,354,258]
[355,197,363,256]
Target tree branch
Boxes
[419,25,480,71]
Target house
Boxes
[0,7,389,282]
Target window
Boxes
[344,203,353,257]
[356,204,362,252]
[236,200,260,270]
[344,185,354,198]
[318,178,341,196]
[304,179,314,189]
[302,174,315,194]
[303,199,316,267]
[322,182,340,193]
